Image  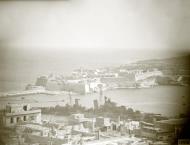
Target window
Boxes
[23,116,26,121]
[23,105,27,111]
[10,117,14,123]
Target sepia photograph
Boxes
[0,0,190,145]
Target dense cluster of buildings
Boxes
[0,101,187,145]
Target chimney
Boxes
[93,99,99,110]
[75,99,80,106]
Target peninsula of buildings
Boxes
[0,55,189,97]
[21,55,190,95]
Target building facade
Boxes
[0,104,41,127]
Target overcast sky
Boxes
[0,0,190,90]
[0,0,190,54]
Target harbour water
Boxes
[41,85,189,122]
[74,86,190,117]
[0,86,189,117]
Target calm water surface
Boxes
[0,86,189,117]
[74,86,189,117]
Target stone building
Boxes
[0,104,41,127]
